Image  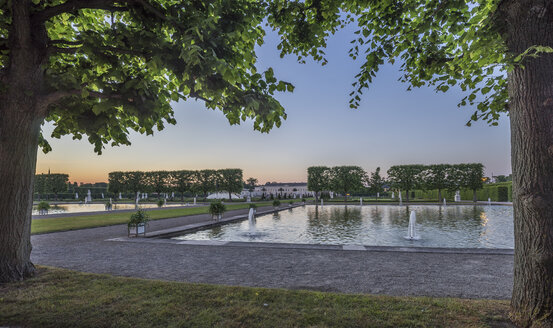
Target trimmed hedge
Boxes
[413,182,512,202]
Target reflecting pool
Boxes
[172,205,513,249]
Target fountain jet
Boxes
[404,210,420,240]
[248,208,256,224]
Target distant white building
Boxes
[241,183,314,198]
[207,192,243,200]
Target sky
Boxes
[36,24,512,184]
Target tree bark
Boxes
[0,102,43,283]
[473,189,477,203]
[0,0,48,282]
[438,189,442,202]
[503,1,553,325]
[405,189,410,203]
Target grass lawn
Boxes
[0,266,512,328]
[31,201,304,234]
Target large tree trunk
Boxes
[472,189,477,203]
[504,1,553,326]
[0,106,42,283]
[0,1,48,283]
[438,189,442,202]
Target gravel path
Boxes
[31,206,513,299]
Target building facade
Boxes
[241,182,313,198]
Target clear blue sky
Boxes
[36,24,511,184]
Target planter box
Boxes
[128,223,147,237]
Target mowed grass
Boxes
[0,266,512,328]
[31,202,284,234]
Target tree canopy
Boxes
[266,0,521,126]
[218,168,243,199]
[329,166,366,202]
[387,164,425,202]
[0,0,301,155]
[307,166,330,201]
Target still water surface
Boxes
[173,205,514,249]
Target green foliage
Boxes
[246,177,258,192]
[208,201,226,218]
[387,165,425,199]
[497,186,509,202]
[108,169,241,200]
[194,170,218,198]
[172,170,195,199]
[422,164,452,192]
[123,171,145,194]
[34,173,69,197]
[145,171,170,195]
[272,199,281,207]
[368,167,384,196]
[107,171,124,194]
[218,169,243,198]
[417,182,512,202]
[37,201,50,212]
[0,1,319,155]
[267,1,513,126]
[157,199,164,208]
[495,174,512,183]
[329,166,366,202]
[307,166,330,200]
[460,163,485,191]
[249,203,257,209]
[128,210,149,227]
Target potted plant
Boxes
[272,199,280,209]
[128,209,150,237]
[209,201,226,221]
[37,201,50,215]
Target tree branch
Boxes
[47,46,79,55]
[189,92,213,104]
[33,0,129,22]
[33,0,169,23]
[0,38,8,51]
[47,44,148,57]
[39,87,123,112]
[49,39,83,46]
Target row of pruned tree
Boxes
[387,163,484,202]
[34,173,69,200]
[307,164,484,203]
[108,169,243,200]
[307,166,369,202]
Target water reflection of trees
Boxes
[305,205,363,243]
[385,205,486,229]
[207,225,223,238]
